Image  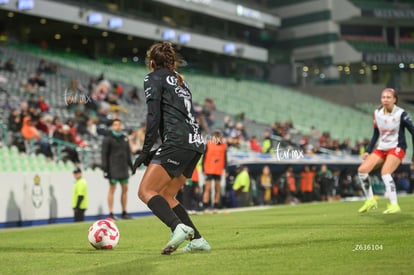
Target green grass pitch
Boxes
[1,196,414,275]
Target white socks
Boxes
[358,173,374,199]
[359,173,398,204]
[381,174,398,204]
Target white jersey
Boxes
[367,105,414,153]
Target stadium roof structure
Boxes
[0,0,279,62]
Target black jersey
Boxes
[141,68,205,154]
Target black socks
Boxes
[147,195,202,240]
[147,195,181,231]
[173,204,201,240]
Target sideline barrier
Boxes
[2,152,408,228]
[228,151,412,166]
[0,169,150,228]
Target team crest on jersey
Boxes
[166,75,178,86]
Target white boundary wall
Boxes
[0,170,150,226]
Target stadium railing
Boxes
[342,35,393,53]
[23,135,90,169]
[400,40,414,51]
[350,0,413,9]
[0,123,8,146]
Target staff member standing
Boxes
[232,166,251,207]
[102,118,133,220]
[202,130,227,210]
[72,168,88,222]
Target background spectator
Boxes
[257,165,272,205]
[232,166,251,207]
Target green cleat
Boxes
[161,224,194,255]
[182,237,211,253]
[383,203,401,214]
[358,199,378,213]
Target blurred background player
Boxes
[317,164,334,202]
[101,118,133,220]
[357,88,414,214]
[202,130,227,211]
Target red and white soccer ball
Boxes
[88,218,120,249]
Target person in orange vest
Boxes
[285,165,299,204]
[202,130,227,210]
[300,165,316,202]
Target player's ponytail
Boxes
[175,71,184,87]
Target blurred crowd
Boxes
[180,163,414,211]
[2,53,372,170]
[2,57,145,166]
[196,96,371,157]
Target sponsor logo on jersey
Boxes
[379,128,396,135]
[145,87,152,98]
[167,159,180,165]
[404,113,413,122]
[175,86,190,98]
[188,133,205,145]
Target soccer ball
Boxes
[88,218,120,249]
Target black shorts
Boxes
[151,144,202,178]
[205,174,222,181]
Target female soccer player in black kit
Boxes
[133,42,211,255]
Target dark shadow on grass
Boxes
[0,247,124,254]
[62,255,158,275]
[0,247,53,253]
[360,212,413,224]
[80,260,155,274]
[217,236,356,251]
[72,250,196,274]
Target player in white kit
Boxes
[357,88,414,214]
